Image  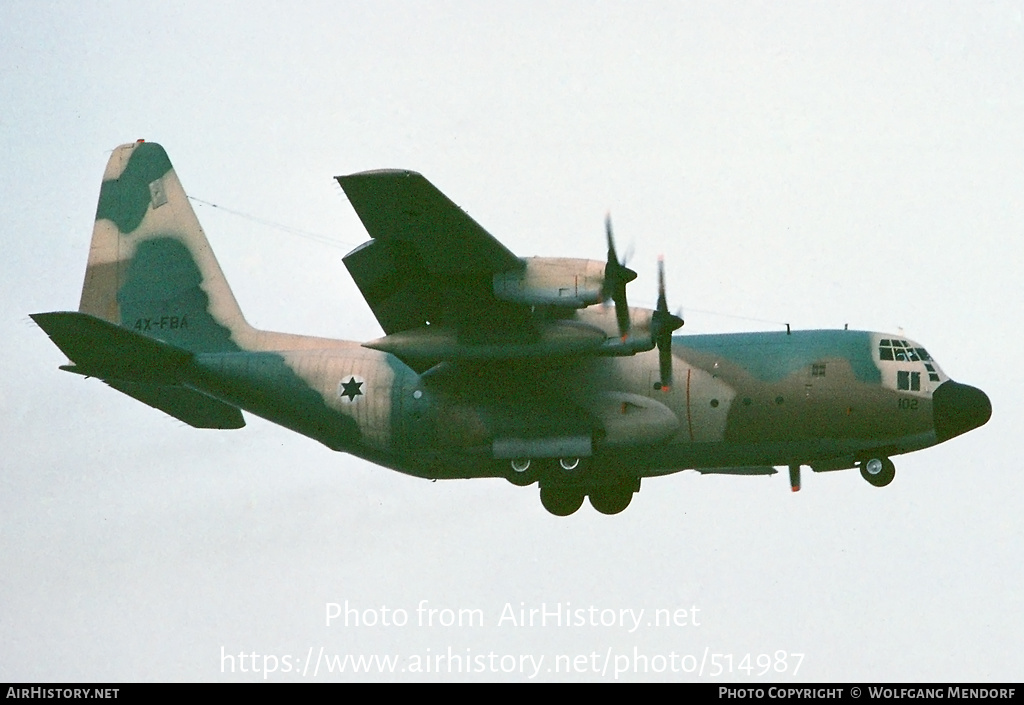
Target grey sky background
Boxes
[2,1,1021,681]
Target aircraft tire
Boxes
[506,458,538,487]
[540,485,585,516]
[589,482,634,515]
[860,457,895,487]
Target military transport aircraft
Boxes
[32,141,992,516]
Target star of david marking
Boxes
[339,376,364,402]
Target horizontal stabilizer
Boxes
[31,311,191,384]
[104,380,244,429]
[694,466,778,476]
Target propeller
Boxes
[601,214,637,338]
[650,256,684,390]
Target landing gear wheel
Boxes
[860,457,895,487]
[506,458,537,487]
[540,485,585,516]
[589,481,635,515]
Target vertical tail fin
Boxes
[79,140,251,352]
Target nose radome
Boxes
[933,381,992,443]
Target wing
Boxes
[338,170,526,334]
[338,170,521,279]
[337,170,644,372]
[339,170,621,371]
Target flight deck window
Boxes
[897,371,921,391]
[812,364,826,377]
[879,339,928,362]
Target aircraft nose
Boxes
[933,380,992,443]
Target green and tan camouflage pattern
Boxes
[75,141,411,455]
[34,142,989,511]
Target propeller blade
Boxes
[614,289,630,339]
[603,214,637,338]
[659,339,673,390]
[656,256,667,311]
[605,214,618,269]
[651,257,684,390]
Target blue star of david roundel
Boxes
[338,375,365,402]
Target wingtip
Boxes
[336,168,422,180]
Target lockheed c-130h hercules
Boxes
[32,141,991,516]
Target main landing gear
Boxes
[587,478,639,515]
[539,484,586,516]
[859,456,896,487]
[539,478,638,517]
[505,458,640,516]
[507,457,539,487]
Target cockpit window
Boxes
[879,339,931,364]
[897,371,921,391]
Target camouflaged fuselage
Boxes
[182,327,940,480]
[34,141,990,500]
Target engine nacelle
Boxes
[492,257,606,308]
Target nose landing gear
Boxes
[860,457,896,487]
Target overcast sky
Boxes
[2,1,1021,682]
